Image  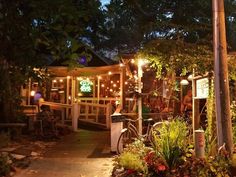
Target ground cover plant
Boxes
[112,118,231,177]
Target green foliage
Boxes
[116,140,149,175]
[0,154,10,176]
[152,119,189,169]
[140,39,213,78]
[0,0,105,122]
[174,153,231,177]
[231,101,236,144]
[106,0,236,78]
[118,152,148,174]
[205,79,217,156]
[114,119,231,176]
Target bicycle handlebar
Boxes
[124,117,153,122]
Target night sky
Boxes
[100,0,110,5]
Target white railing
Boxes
[78,97,136,113]
[78,97,118,105]
[73,102,112,130]
[38,101,72,125]
[39,101,112,131]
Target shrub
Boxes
[118,152,148,174]
[0,132,10,148]
[152,119,188,169]
[113,119,231,177]
[0,154,10,176]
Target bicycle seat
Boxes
[143,118,153,122]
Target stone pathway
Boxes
[14,129,114,177]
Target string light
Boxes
[119,63,124,67]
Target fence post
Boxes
[72,103,79,131]
[106,103,112,129]
[194,130,205,158]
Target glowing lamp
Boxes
[180,79,189,85]
[30,90,35,96]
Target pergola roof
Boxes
[47,64,124,77]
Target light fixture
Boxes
[30,90,36,96]
[108,71,112,75]
[180,79,189,85]
[187,74,193,81]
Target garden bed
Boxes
[112,119,232,177]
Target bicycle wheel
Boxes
[117,129,133,154]
[148,121,164,143]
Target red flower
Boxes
[157,165,166,171]
[144,151,155,165]
[127,169,135,174]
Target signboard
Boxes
[196,78,209,98]
[79,80,93,94]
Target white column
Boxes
[138,59,143,135]
[66,76,70,104]
[97,77,100,103]
[28,78,31,105]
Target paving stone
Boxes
[0,147,17,152]
[11,154,26,160]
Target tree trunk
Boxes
[213,0,233,154]
[0,59,15,123]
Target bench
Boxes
[21,105,39,121]
[0,123,27,138]
[21,105,39,131]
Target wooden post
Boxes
[72,103,79,131]
[106,103,112,129]
[213,0,233,154]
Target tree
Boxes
[104,0,236,77]
[0,0,105,122]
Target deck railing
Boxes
[39,101,112,131]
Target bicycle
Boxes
[116,117,164,154]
